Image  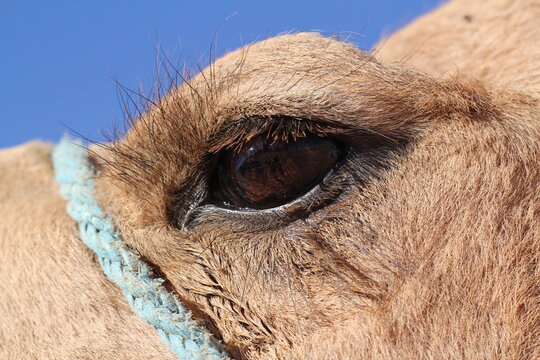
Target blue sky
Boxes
[0,0,442,148]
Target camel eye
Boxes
[211,133,343,210]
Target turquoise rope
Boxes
[52,137,228,360]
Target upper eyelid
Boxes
[205,115,349,155]
[204,114,408,159]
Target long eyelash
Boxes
[205,115,334,154]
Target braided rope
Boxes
[52,136,228,360]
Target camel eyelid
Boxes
[204,115,339,155]
[204,113,410,158]
[165,114,409,230]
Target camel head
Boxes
[95,27,539,360]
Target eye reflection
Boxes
[211,132,343,210]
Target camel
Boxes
[1,0,538,358]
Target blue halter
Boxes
[52,137,229,360]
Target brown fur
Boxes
[1,0,539,359]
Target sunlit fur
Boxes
[1,0,538,359]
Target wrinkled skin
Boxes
[1,0,539,359]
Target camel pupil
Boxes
[214,133,342,210]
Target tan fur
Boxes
[1,0,539,359]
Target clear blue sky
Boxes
[0,0,442,148]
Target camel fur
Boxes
[1,0,539,359]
